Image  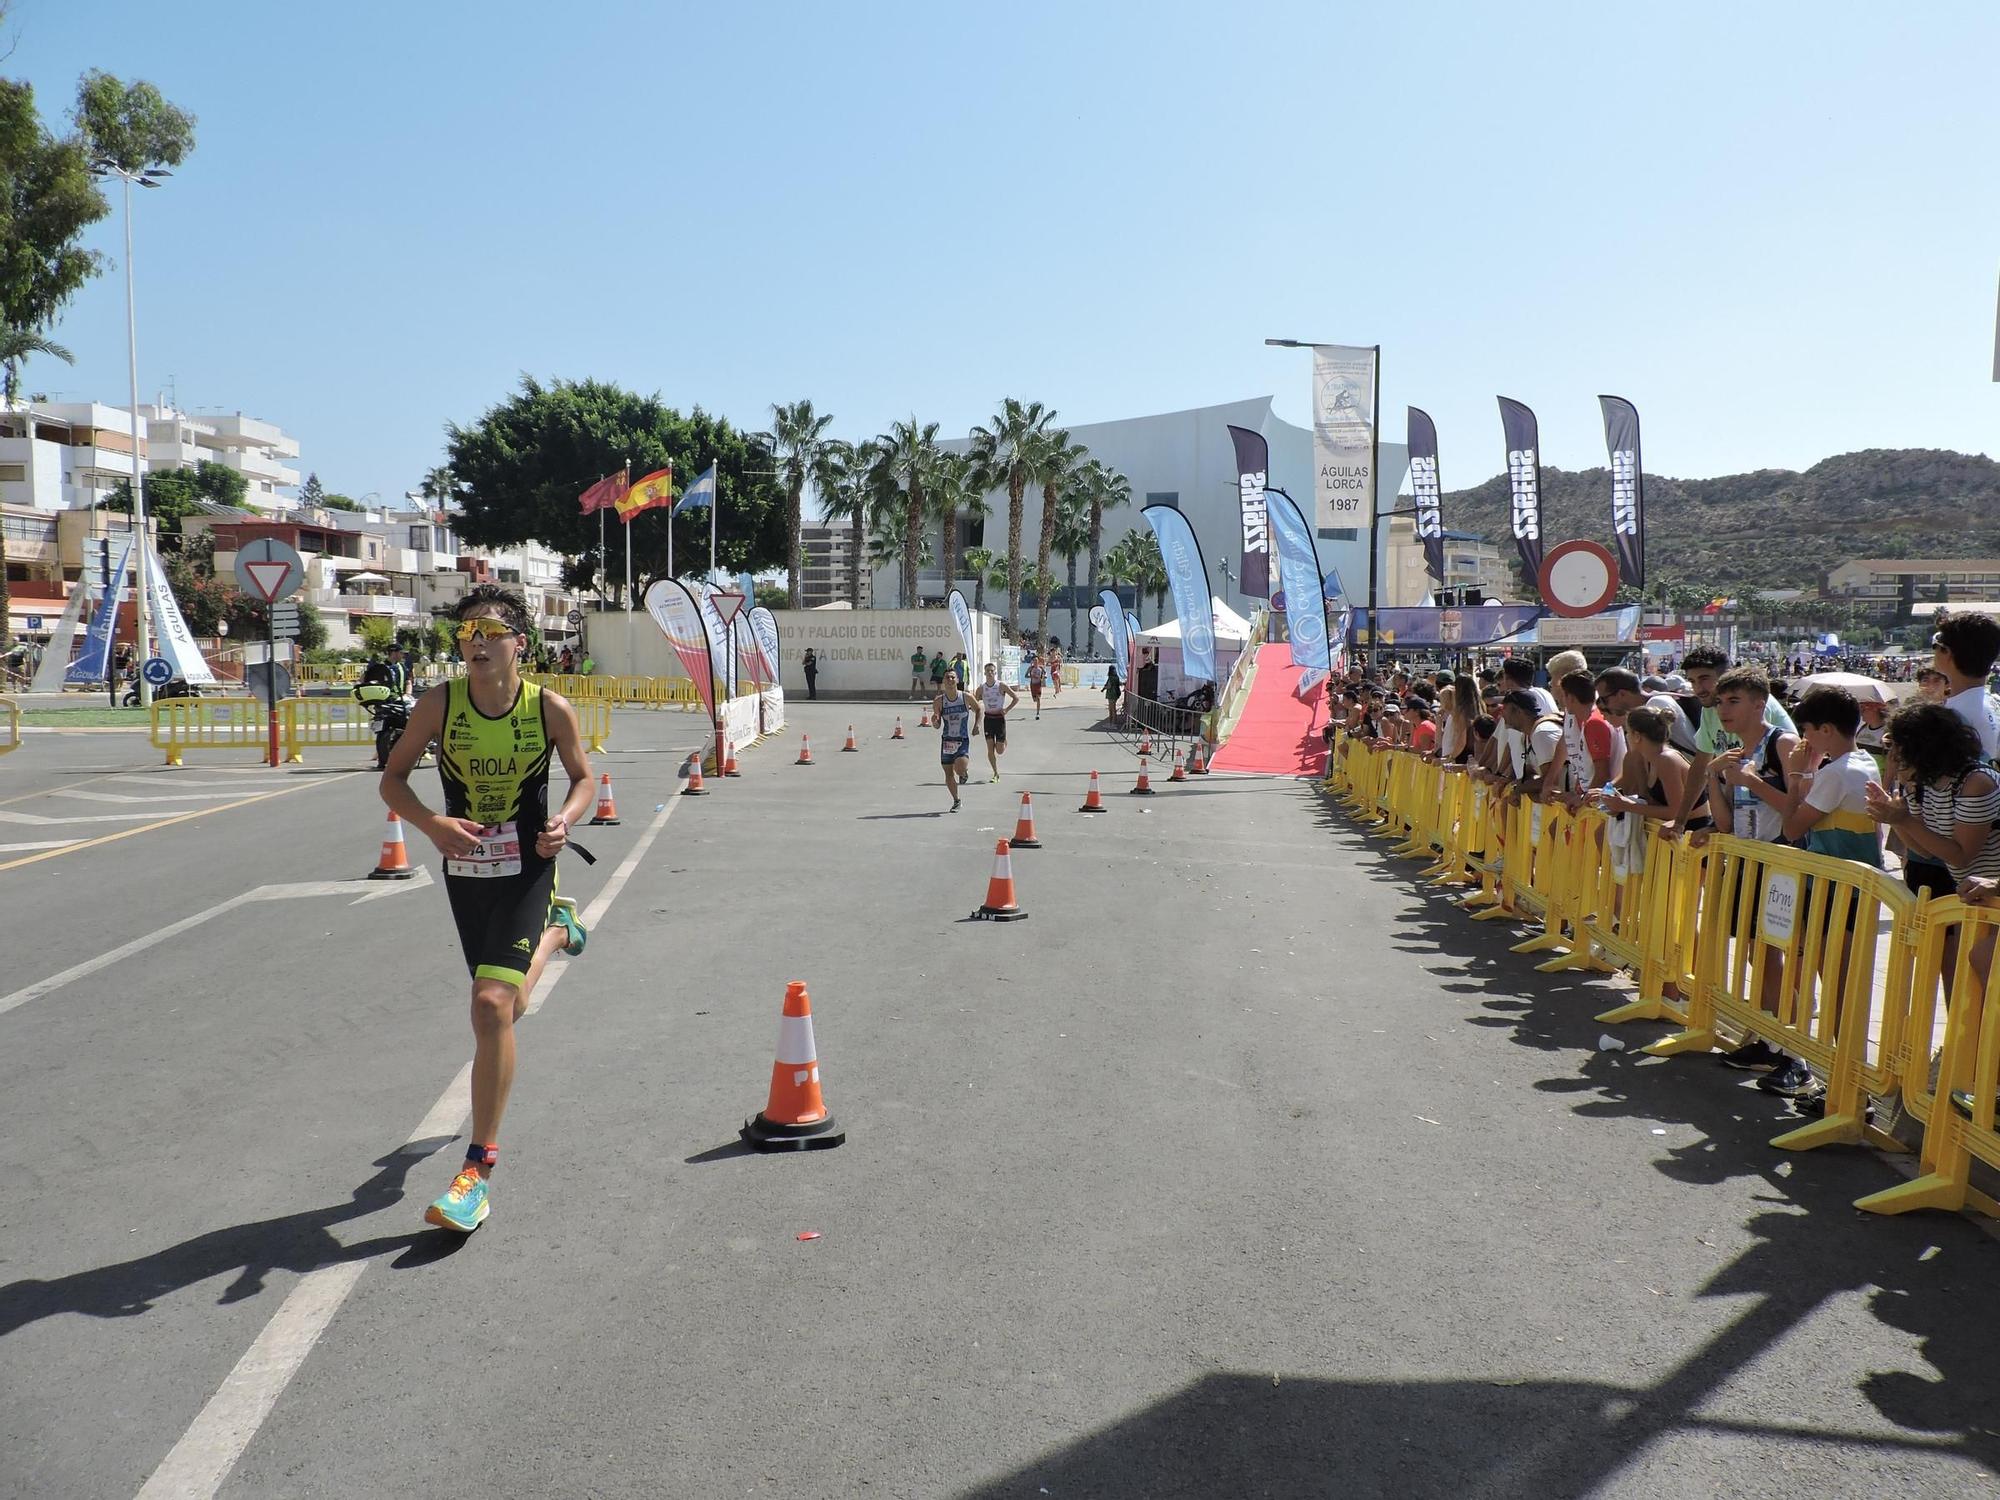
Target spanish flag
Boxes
[617,466,673,522]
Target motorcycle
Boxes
[352,681,416,770]
[122,674,199,707]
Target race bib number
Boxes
[447,821,523,879]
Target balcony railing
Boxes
[309,589,418,616]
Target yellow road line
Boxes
[0,777,332,873]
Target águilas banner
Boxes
[142,546,218,684]
[1497,397,1544,584]
[698,583,733,698]
[1264,486,1330,696]
[1141,504,1217,685]
[1599,395,1645,589]
[1226,424,1270,599]
[67,534,134,684]
[948,588,976,673]
[747,605,781,686]
[1311,344,1378,534]
[1089,603,1110,649]
[645,578,714,714]
[1407,406,1445,585]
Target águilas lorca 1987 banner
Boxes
[1599,395,1644,589]
[1312,345,1377,535]
[1226,424,1270,600]
[1496,396,1544,584]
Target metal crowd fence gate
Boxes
[153,694,617,765]
[1322,734,1998,1221]
[0,696,17,756]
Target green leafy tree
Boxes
[968,398,1054,631]
[73,70,196,176]
[760,399,836,608]
[754,580,789,611]
[445,376,785,596]
[356,617,397,653]
[100,459,247,539]
[319,493,362,513]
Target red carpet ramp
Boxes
[1210,645,1329,777]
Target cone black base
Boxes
[1010,837,1042,848]
[741,1113,846,1151]
[367,867,417,881]
[591,814,623,823]
[1129,787,1156,796]
[680,786,706,796]
[978,905,1030,920]
[1077,804,1104,812]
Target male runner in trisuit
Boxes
[934,670,977,811]
[977,661,1022,782]
[380,585,596,1233]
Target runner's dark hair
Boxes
[455,584,530,635]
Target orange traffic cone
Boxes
[796,735,815,765]
[1130,756,1156,796]
[683,754,709,795]
[842,725,859,752]
[368,809,416,880]
[721,739,741,776]
[976,838,1029,920]
[740,981,846,1152]
[891,717,906,741]
[1138,729,1153,756]
[1010,791,1042,848]
[1187,738,1209,774]
[1169,750,1187,783]
[590,772,621,825]
[918,706,931,728]
[1077,769,1106,812]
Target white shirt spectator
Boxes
[1945,684,2000,761]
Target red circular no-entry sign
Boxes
[1536,540,1621,618]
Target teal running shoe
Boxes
[551,896,587,957]
[424,1167,490,1233]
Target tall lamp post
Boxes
[91,157,172,708]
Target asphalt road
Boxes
[2,694,1997,1498]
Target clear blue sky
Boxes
[13,1,1999,506]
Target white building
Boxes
[1384,519,1512,606]
[867,395,1410,648]
[0,400,301,517]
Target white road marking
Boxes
[135,797,681,1499]
[50,788,276,805]
[0,871,434,1020]
[0,839,80,853]
[106,775,295,791]
[0,807,177,825]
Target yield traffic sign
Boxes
[710,590,747,625]
[234,538,306,604]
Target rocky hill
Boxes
[1440,448,2000,593]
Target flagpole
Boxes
[709,461,718,582]
[622,461,633,673]
[597,509,606,611]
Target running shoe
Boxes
[1720,1039,1786,1072]
[990,772,1000,783]
[550,896,587,957]
[950,796,960,811]
[1757,1058,1816,1097]
[425,1168,490,1233]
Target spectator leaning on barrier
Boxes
[1931,611,2000,759]
[1783,687,1882,866]
[1558,670,1616,805]
[1499,690,1564,799]
[1599,706,1704,831]
[1409,698,1438,756]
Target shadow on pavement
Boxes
[684,1139,757,1165]
[0,1139,451,1336]
[1282,784,2000,1479]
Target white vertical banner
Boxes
[1311,344,1378,535]
[142,547,218,684]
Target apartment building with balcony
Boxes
[799,523,871,609]
[1384,517,1512,606]
[1822,558,2000,619]
[0,400,302,520]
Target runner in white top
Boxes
[978,662,1021,782]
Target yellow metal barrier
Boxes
[1596,832,1705,1031]
[0,696,17,755]
[522,673,703,710]
[1858,898,2000,1218]
[280,697,379,763]
[574,697,611,752]
[151,697,269,765]
[1645,835,1915,1153]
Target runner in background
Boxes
[1047,639,1064,698]
[933,671,977,811]
[978,661,1022,781]
[1026,654,1047,719]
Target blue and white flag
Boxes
[1322,568,1347,606]
[67,535,134,684]
[1265,487,1330,694]
[1141,504,1217,685]
[948,588,976,674]
[673,464,717,514]
[1100,589,1130,672]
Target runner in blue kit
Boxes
[380,585,597,1233]
[934,671,977,812]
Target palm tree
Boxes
[926,450,980,595]
[0,327,72,409]
[817,439,877,609]
[1111,528,1168,624]
[761,400,838,608]
[876,418,940,609]
[1087,463,1130,607]
[417,464,457,510]
[864,494,913,606]
[963,546,997,614]
[1023,426,1085,643]
[967,398,1053,632]
[1052,490,1092,653]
